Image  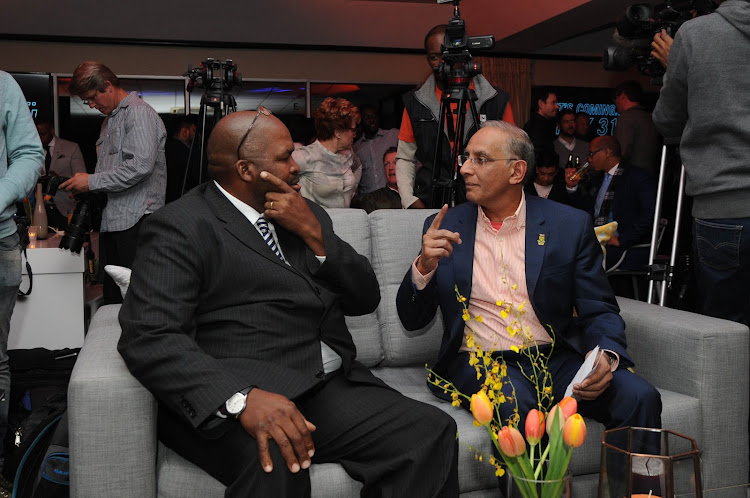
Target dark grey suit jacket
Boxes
[118,181,382,434]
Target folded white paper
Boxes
[564,346,601,399]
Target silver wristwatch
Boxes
[222,387,253,419]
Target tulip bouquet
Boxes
[427,287,587,498]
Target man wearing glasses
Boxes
[397,121,661,441]
[568,136,656,270]
[118,110,459,496]
[61,61,166,304]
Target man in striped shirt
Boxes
[397,120,661,435]
[62,61,166,304]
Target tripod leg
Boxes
[430,99,449,208]
[662,165,687,306]
[450,95,468,208]
[648,145,669,305]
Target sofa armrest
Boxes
[617,297,749,489]
[69,304,158,498]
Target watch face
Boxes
[226,392,247,417]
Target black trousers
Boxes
[159,373,460,498]
[99,215,148,305]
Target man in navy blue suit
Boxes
[396,121,661,433]
[567,135,657,270]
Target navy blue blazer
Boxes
[396,197,631,389]
[590,163,657,249]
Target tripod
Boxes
[181,90,237,196]
[644,144,689,306]
[428,84,481,208]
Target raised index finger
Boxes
[260,171,295,194]
[429,204,450,231]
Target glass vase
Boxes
[506,468,572,498]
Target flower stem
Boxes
[535,442,551,479]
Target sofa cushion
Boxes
[157,444,365,498]
[369,209,445,367]
[325,208,383,367]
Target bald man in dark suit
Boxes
[118,110,458,497]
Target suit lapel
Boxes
[450,203,478,301]
[524,197,548,302]
[203,182,292,271]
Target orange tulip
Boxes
[470,390,494,426]
[558,396,578,419]
[497,426,526,457]
[525,409,545,445]
[563,413,587,447]
[546,397,578,435]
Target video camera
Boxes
[184,58,241,106]
[435,0,494,87]
[603,0,718,78]
[44,176,103,254]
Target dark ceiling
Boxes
[0,0,636,57]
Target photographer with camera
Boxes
[61,61,167,305]
[395,23,514,210]
[652,0,750,328]
[0,70,44,488]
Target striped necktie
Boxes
[256,216,284,261]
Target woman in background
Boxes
[294,98,362,208]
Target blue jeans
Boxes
[693,218,750,327]
[0,232,21,467]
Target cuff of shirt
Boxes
[411,257,435,291]
[602,349,620,371]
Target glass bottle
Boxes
[32,183,48,240]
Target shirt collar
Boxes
[110,91,138,117]
[556,136,576,151]
[214,180,262,225]
[478,191,527,232]
[606,162,620,176]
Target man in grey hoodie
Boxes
[653,0,750,327]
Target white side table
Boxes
[9,233,85,350]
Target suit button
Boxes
[314,287,321,295]
[411,295,416,302]
[316,371,325,378]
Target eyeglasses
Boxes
[457,155,518,167]
[237,106,272,158]
[81,91,100,105]
[587,148,606,157]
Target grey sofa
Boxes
[69,208,749,497]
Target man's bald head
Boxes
[591,135,621,158]
[207,110,283,184]
[206,110,299,211]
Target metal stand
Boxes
[645,144,687,306]
[428,85,480,208]
[182,91,237,195]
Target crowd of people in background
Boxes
[22,60,672,292]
